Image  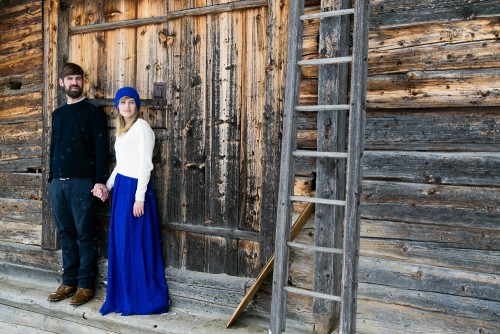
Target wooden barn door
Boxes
[49,0,287,278]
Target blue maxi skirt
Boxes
[100,173,169,315]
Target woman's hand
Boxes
[133,201,145,217]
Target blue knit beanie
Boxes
[114,86,141,111]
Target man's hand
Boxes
[91,183,109,202]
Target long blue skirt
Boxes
[100,173,169,316]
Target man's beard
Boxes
[65,85,83,98]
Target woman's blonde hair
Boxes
[115,96,140,136]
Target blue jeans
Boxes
[49,178,98,289]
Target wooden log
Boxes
[0,93,42,124]
[0,198,42,225]
[358,284,500,324]
[0,241,61,271]
[364,109,500,151]
[367,68,500,108]
[0,145,41,172]
[0,220,41,246]
[369,39,500,75]
[370,0,500,28]
[356,292,500,334]
[361,220,500,250]
[0,173,41,199]
[358,257,500,302]
[360,237,500,273]
[362,151,500,186]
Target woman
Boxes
[97,86,169,315]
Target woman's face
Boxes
[118,97,137,121]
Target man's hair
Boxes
[60,62,84,79]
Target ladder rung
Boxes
[292,150,348,158]
[288,242,343,254]
[298,56,352,66]
[295,104,350,112]
[300,8,355,21]
[285,286,342,302]
[290,196,346,206]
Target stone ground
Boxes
[0,265,312,334]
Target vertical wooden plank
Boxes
[207,236,238,275]
[313,1,350,333]
[103,0,137,96]
[136,0,167,128]
[270,0,304,332]
[238,8,266,234]
[237,240,261,277]
[340,0,370,333]
[208,11,241,230]
[165,15,184,224]
[260,0,290,266]
[42,0,69,250]
[68,0,104,99]
[165,12,208,271]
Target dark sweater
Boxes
[49,99,109,183]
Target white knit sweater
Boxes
[106,118,155,201]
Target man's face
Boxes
[59,75,83,98]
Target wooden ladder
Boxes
[270,1,370,333]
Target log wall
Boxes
[257,0,500,332]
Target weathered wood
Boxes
[42,0,68,250]
[361,220,500,250]
[270,0,305,331]
[0,220,41,246]
[0,173,41,199]
[166,266,251,311]
[0,241,61,271]
[0,93,42,124]
[208,236,238,275]
[226,203,314,328]
[360,237,500,273]
[364,109,500,151]
[367,68,500,108]
[356,289,500,334]
[259,0,290,266]
[0,145,41,172]
[69,1,269,35]
[359,278,499,317]
[313,1,349,332]
[370,0,500,28]
[167,222,260,242]
[339,1,370,332]
[363,151,500,186]
[359,257,500,302]
[362,180,500,207]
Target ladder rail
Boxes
[339,1,371,333]
[269,0,305,332]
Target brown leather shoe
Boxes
[48,285,77,302]
[69,288,94,306]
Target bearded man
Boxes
[47,62,109,306]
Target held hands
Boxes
[91,183,110,202]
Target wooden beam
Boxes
[166,222,260,242]
[69,0,268,35]
[226,203,315,328]
[41,0,69,250]
[313,1,350,332]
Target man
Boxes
[47,62,109,306]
